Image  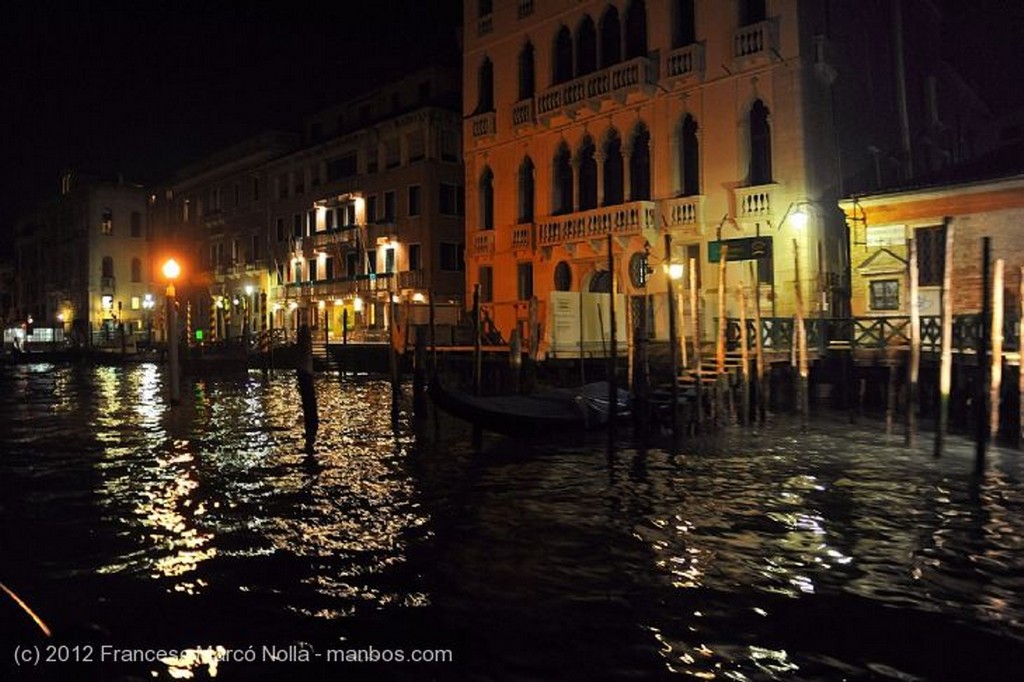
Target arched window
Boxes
[553,143,574,215]
[589,270,612,293]
[739,0,766,27]
[576,16,597,77]
[679,114,700,196]
[630,123,651,200]
[625,0,648,59]
[518,42,535,100]
[603,130,624,206]
[599,7,622,69]
[749,99,773,185]
[479,167,494,230]
[554,261,572,291]
[477,58,494,113]
[131,257,142,283]
[518,157,535,223]
[101,256,114,279]
[578,137,598,211]
[672,0,696,48]
[554,26,573,85]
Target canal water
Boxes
[1,363,1022,681]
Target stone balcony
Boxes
[537,201,656,248]
[511,98,535,128]
[470,110,497,139]
[511,223,534,251]
[734,184,779,221]
[536,56,654,122]
[663,42,705,88]
[471,229,495,257]
[662,195,705,233]
[733,19,779,66]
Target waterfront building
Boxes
[461,0,987,354]
[13,172,151,342]
[149,66,465,345]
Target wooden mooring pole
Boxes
[793,240,809,430]
[690,257,703,429]
[991,258,1005,440]
[607,233,619,445]
[976,237,991,474]
[749,262,767,425]
[907,237,920,447]
[716,244,729,426]
[665,234,680,438]
[473,283,482,396]
[738,283,750,426]
[509,327,522,394]
[935,220,954,457]
[297,324,319,451]
[1019,266,1024,449]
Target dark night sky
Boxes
[1,0,1021,258]
[0,0,462,254]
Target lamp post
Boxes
[245,284,254,350]
[163,258,181,405]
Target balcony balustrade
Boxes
[733,19,778,62]
[536,56,653,121]
[470,110,497,139]
[663,42,705,86]
[662,195,704,230]
[511,98,535,128]
[399,269,427,290]
[734,184,778,221]
[537,201,655,247]
[511,223,534,251]
[472,229,495,257]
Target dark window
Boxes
[408,185,421,217]
[276,217,285,242]
[252,234,260,262]
[629,251,650,288]
[739,0,766,26]
[554,261,572,291]
[479,0,492,16]
[554,26,573,84]
[603,131,624,206]
[346,252,358,277]
[673,0,696,47]
[327,153,358,181]
[131,258,142,283]
[252,177,260,201]
[385,248,395,274]
[518,42,535,100]
[440,242,465,272]
[367,195,378,223]
[625,0,648,59]
[630,123,651,200]
[517,262,534,301]
[576,16,597,77]
[578,137,598,211]
[479,266,494,303]
[680,114,700,196]
[293,214,302,238]
[518,157,535,223]
[102,256,114,278]
[409,243,422,271]
[600,7,622,68]
[130,211,142,237]
[477,58,494,113]
[366,249,376,274]
[439,183,465,216]
[324,256,334,280]
[916,225,947,287]
[367,146,379,173]
[553,144,573,215]
[749,99,773,185]
[383,191,396,222]
[870,279,900,311]
[326,208,336,231]
[479,168,494,229]
[101,209,113,235]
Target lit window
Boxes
[870,279,900,311]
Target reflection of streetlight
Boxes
[143,293,155,346]
[244,284,254,348]
[163,258,181,405]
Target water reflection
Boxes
[2,364,1023,680]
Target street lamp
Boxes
[163,258,181,405]
[142,293,155,346]
[245,284,254,349]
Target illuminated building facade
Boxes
[462,0,986,352]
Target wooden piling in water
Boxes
[1019,266,1024,449]
[935,220,954,457]
[665,234,680,438]
[690,257,702,428]
[793,240,809,430]
[976,237,991,474]
[413,325,428,420]
[748,262,766,425]
[389,297,400,423]
[296,324,319,451]
[607,233,618,444]
[716,245,728,375]
[907,237,920,447]
[738,284,750,426]
[473,283,482,396]
[991,258,1005,440]
[509,327,522,394]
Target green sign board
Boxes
[708,236,773,263]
